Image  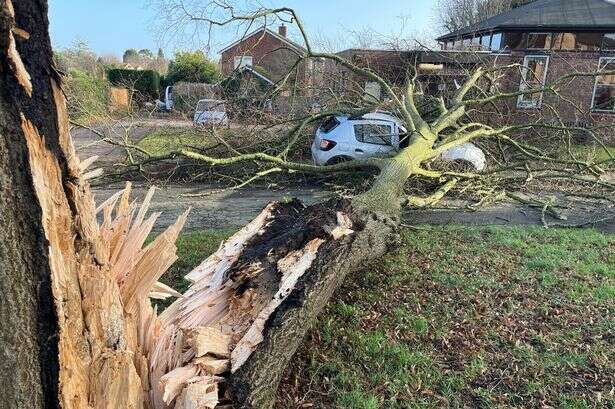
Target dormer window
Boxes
[526,33,552,49]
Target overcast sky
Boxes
[49,0,439,58]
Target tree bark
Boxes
[0,1,60,407]
[230,204,399,408]
[1,2,143,408]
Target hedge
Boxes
[107,68,161,99]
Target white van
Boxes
[194,99,229,126]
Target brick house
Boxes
[219,25,309,84]
[329,0,615,142]
[433,0,615,140]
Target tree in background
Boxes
[54,40,111,122]
[166,50,220,84]
[436,0,533,33]
[123,48,139,63]
[139,48,154,59]
[55,39,101,75]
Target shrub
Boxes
[107,68,161,99]
[166,51,220,85]
[64,69,109,123]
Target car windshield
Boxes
[196,100,226,112]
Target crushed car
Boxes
[311,112,486,171]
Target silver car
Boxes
[311,112,486,170]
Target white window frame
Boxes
[517,55,550,109]
[234,55,253,69]
[591,57,615,113]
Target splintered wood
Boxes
[38,142,353,408]
[146,208,354,408]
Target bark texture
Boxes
[1,2,145,408]
[229,204,398,408]
[0,1,59,407]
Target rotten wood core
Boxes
[148,199,357,408]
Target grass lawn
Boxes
[165,226,614,409]
[137,128,222,156]
[561,143,615,165]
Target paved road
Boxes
[92,183,614,234]
[93,184,331,232]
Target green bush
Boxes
[166,51,220,85]
[107,68,161,99]
[65,69,109,123]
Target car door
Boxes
[351,120,395,158]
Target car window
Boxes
[196,100,225,112]
[320,117,340,133]
[354,124,392,145]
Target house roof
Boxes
[438,0,615,41]
[219,26,307,55]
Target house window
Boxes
[234,56,253,69]
[502,32,524,50]
[591,58,615,112]
[526,33,552,49]
[517,55,550,109]
[575,33,602,51]
[491,33,503,50]
[364,81,382,101]
[551,33,576,50]
[480,34,492,50]
[602,34,615,51]
[354,124,392,145]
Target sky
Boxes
[48,0,439,59]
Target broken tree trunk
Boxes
[229,203,398,408]
[0,1,60,406]
[1,2,187,408]
[1,2,404,408]
[148,199,399,409]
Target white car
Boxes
[194,99,230,126]
[311,112,486,171]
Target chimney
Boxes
[278,24,287,38]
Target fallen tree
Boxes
[2,1,614,409]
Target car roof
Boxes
[337,112,403,126]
